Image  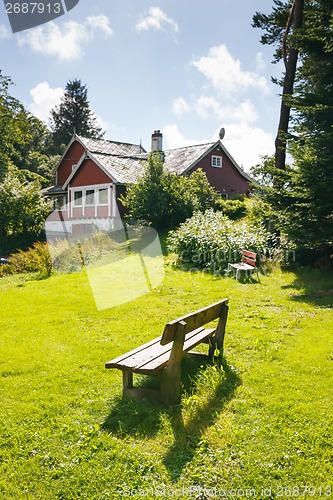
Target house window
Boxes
[74,190,83,206]
[98,188,108,205]
[211,155,222,168]
[85,189,95,205]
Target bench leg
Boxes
[122,371,133,391]
[160,320,186,405]
[160,364,181,405]
[209,303,229,358]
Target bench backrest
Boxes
[160,298,228,346]
[242,250,257,267]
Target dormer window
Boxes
[211,155,222,168]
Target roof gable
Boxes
[163,142,215,175]
[163,140,254,183]
[55,134,255,188]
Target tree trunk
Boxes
[275,0,304,172]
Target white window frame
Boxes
[69,184,113,218]
[211,155,222,168]
[98,187,109,206]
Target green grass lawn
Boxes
[0,264,332,499]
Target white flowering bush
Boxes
[167,209,273,272]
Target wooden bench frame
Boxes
[227,250,260,282]
[105,299,229,405]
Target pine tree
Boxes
[252,0,333,250]
[50,79,104,153]
[253,0,305,172]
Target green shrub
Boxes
[121,153,219,229]
[214,199,247,220]
[49,231,127,274]
[0,242,52,278]
[167,209,274,273]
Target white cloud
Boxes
[136,7,179,35]
[163,123,274,172]
[172,97,190,116]
[197,98,258,124]
[86,15,113,37]
[163,124,205,149]
[216,123,274,171]
[18,15,113,62]
[29,81,63,123]
[192,44,270,95]
[0,25,10,39]
[173,95,258,124]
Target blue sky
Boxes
[0,0,283,172]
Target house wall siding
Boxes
[188,145,251,197]
[57,142,85,185]
[69,159,112,187]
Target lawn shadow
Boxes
[102,356,241,481]
[282,267,333,308]
[163,357,241,481]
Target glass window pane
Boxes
[99,188,108,205]
[74,191,83,206]
[86,189,95,205]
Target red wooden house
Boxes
[44,130,254,233]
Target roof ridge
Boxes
[93,151,148,159]
[164,141,215,152]
[77,134,144,149]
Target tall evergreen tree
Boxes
[253,0,304,172]
[50,79,104,154]
[252,0,333,249]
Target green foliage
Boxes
[122,153,219,229]
[0,168,51,253]
[0,71,55,184]
[167,209,273,272]
[0,242,52,278]
[252,0,292,64]
[50,79,104,154]
[214,198,247,220]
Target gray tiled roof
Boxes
[78,135,146,157]
[163,143,215,174]
[92,152,148,184]
[84,139,218,184]
[53,134,254,190]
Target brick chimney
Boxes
[151,130,163,152]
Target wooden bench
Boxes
[227,250,260,282]
[105,298,229,405]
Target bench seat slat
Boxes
[105,336,161,367]
[105,327,215,374]
[229,262,255,271]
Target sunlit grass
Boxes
[0,265,332,498]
